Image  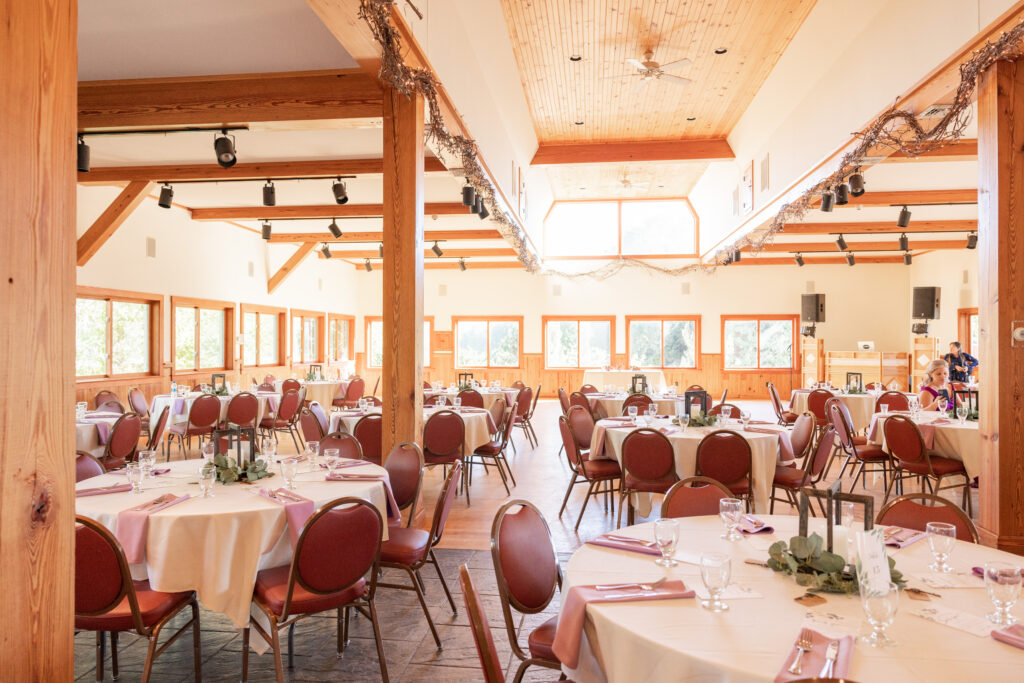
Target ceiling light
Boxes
[820,190,835,212]
[431,241,443,257]
[378,243,384,258]
[834,182,849,205]
[478,200,490,220]
[213,130,237,168]
[714,48,728,55]
[574,120,584,125]
[846,252,855,266]
[898,233,909,251]
[966,232,978,249]
[686,117,696,121]
[732,248,741,262]
[904,251,913,265]
[261,220,272,241]
[459,258,467,272]
[462,182,476,207]
[835,234,848,251]
[848,170,865,197]
[569,55,582,62]
[471,195,482,215]
[364,259,373,272]
[77,135,90,172]
[897,205,911,228]
[332,178,348,205]
[158,183,173,209]
[328,219,343,239]
[321,244,332,259]
[263,180,276,207]
[794,253,805,267]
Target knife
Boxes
[604,534,657,548]
[819,640,839,677]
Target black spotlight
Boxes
[732,247,741,263]
[214,130,237,168]
[462,183,476,207]
[378,243,384,258]
[332,178,349,205]
[966,232,978,249]
[431,241,443,257]
[846,252,855,266]
[471,195,482,215]
[158,183,173,209]
[835,234,848,251]
[904,251,913,265]
[820,189,835,212]
[263,180,276,207]
[478,200,490,220]
[328,219,343,239]
[897,205,911,228]
[77,135,90,172]
[898,233,909,251]
[459,258,467,272]
[834,182,849,205]
[794,253,805,267]
[364,259,373,272]
[261,220,272,241]
[848,170,865,197]
[321,244,332,259]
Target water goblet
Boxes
[453,397,462,412]
[859,581,898,647]
[984,561,1022,626]
[699,553,731,612]
[280,459,299,490]
[201,442,216,464]
[721,406,733,425]
[76,402,87,419]
[262,437,277,463]
[646,404,658,420]
[627,405,638,424]
[740,411,751,430]
[719,498,743,541]
[926,521,957,573]
[880,403,890,415]
[957,403,969,425]
[678,415,690,433]
[125,462,144,493]
[436,397,445,408]
[304,441,319,468]
[653,518,679,567]
[198,464,217,498]
[137,450,156,479]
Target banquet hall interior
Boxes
[7,0,1024,680]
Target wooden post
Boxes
[977,58,1024,554]
[0,0,77,675]
[380,86,425,457]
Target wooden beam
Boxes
[267,229,502,243]
[78,69,382,129]
[730,255,906,266]
[76,180,154,266]
[190,202,468,221]
[742,239,969,253]
[531,139,735,165]
[320,247,515,259]
[778,220,977,235]
[78,157,446,185]
[809,189,976,208]
[267,242,316,294]
[1,0,76,676]
[360,261,525,271]
[884,138,978,162]
[306,0,383,73]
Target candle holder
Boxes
[684,389,709,416]
[630,374,649,394]
[798,480,874,553]
[211,373,227,393]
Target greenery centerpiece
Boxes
[846,385,866,395]
[203,453,273,485]
[677,413,717,427]
[206,385,229,397]
[767,533,906,594]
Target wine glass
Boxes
[627,405,638,424]
[956,403,968,425]
[859,581,898,647]
[125,462,143,493]
[280,459,299,490]
[719,498,743,541]
[740,411,751,430]
[880,403,890,415]
[984,561,1022,626]
[926,521,957,573]
[453,397,462,412]
[653,519,679,567]
[137,450,155,479]
[304,441,319,468]
[201,442,216,464]
[436,396,445,408]
[699,553,731,612]
[646,404,658,420]
[721,406,733,425]
[198,465,217,498]
[262,437,277,464]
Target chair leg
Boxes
[574,480,597,531]
[190,601,201,682]
[882,469,898,507]
[770,486,777,514]
[95,632,105,682]
[405,565,441,649]
[429,549,458,615]
[269,621,285,683]
[111,631,119,680]
[558,475,579,518]
[287,622,295,670]
[512,658,533,683]
[501,453,517,487]
[367,599,390,683]
[241,627,250,682]
[139,630,160,683]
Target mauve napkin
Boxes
[552,581,694,669]
[775,630,854,682]
[111,468,171,477]
[740,515,774,534]
[76,483,132,497]
[117,493,191,563]
[883,526,928,548]
[319,459,367,470]
[585,533,661,556]
[992,623,1024,649]
[325,473,402,523]
[259,488,315,547]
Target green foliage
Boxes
[846,385,866,395]
[206,454,273,485]
[678,413,717,427]
[767,533,906,594]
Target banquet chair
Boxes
[788,412,816,464]
[806,389,834,434]
[685,384,704,392]
[423,380,433,390]
[93,389,120,410]
[579,383,599,394]
[457,388,484,408]
[309,401,330,436]
[76,450,105,482]
[459,565,506,683]
[241,498,387,682]
[428,394,450,407]
[618,428,679,527]
[511,380,526,390]
[263,374,276,384]
[166,394,221,460]
[695,430,754,512]
[822,397,869,478]
[707,402,742,418]
[258,389,303,453]
[100,413,143,470]
[557,387,571,416]
[371,376,380,397]
[423,409,470,504]
[257,382,276,392]
[662,476,733,518]
[298,408,326,443]
[353,414,383,465]
[280,378,301,394]
[334,377,364,409]
[383,442,424,527]
[881,415,972,514]
[876,492,979,543]
[360,395,383,407]
[567,403,595,451]
[470,406,517,495]
[223,391,259,429]
[487,397,507,438]
[318,431,363,460]
[568,390,598,423]
[771,426,836,515]
[829,402,890,492]
[865,381,883,391]
[875,390,910,412]
[718,388,729,405]
[513,385,538,447]
[767,381,799,425]
[620,392,654,415]
[377,461,462,651]
[97,400,126,414]
[75,516,201,683]
[557,413,621,530]
[128,388,151,437]
[146,406,171,459]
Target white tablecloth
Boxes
[424,388,519,410]
[586,393,684,419]
[75,458,390,628]
[75,412,121,457]
[788,391,876,432]
[868,411,981,478]
[563,515,1024,683]
[275,380,346,406]
[149,391,281,431]
[582,370,668,391]
[329,406,495,452]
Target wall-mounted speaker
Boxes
[912,287,940,320]
[801,294,825,323]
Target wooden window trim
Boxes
[170,296,235,374]
[240,303,286,368]
[365,315,434,368]
[624,315,702,370]
[452,316,524,369]
[327,313,356,364]
[957,307,979,355]
[290,308,326,366]
[720,314,799,373]
[76,286,162,380]
[541,315,616,369]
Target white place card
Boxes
[911,605,992,637]
[855,528,890,594]
[910,572,984,589]
[801,609,859,638]
[693,584,762,600]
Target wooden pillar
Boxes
[0,0,77,675]
[380,86,425,457]
[976,58,1024,554]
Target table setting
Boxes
[867,408,981,477]
[74,405,123,456]
[581,369,668,390]
[584,392,684,419]
[274,378,346,407]
[329,402,497,451]
[149,389,282,432]
[423,382,520,410]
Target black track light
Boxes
[364,259,373,272]
[77,135,90,172]
[732,248,741,262]
[835,234,848,251]
[158,183,173,209]
[378,243,384,258]
[431,241,443,257]
[478,200,489,220]
[459,258,467,272]
[213,130,237,168]
[794,253,805,267]
[897,205,911,228]
[462,183,476,207]
[471,195,482,215]
[820,189,835,212]
[904,251,913,266]
[848,169,865,197]
[834,182,849,205]
[263,180,276,207]
[261,221,272,241]
[898,233,909,251]
[321,244,332,259]
[966,232,978,249]
[332,178,348,205]
[328,219,343,239]
[846,252,855,266]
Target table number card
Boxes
[911,605,992,637]
[855,528,890,593]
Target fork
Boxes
[594,577,667,592]
[787,628,813,675]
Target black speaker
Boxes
[801,294,825,323]
[912,287,940,320]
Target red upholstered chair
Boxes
[280,378,301,394]
[223,391,259,429]
[865,382,883,390]
[568,390,597,423]
[241,498,387,682]
[371,376,380,397]
[567,403,595,451]
[428,394,451,407]
[513,385,541,447]
[75,516,201,683]
[263,374,276,384]
[695,430,754,512]
[423,380,433,390]
[579,384,599,394]
[318,431,363,461]
[618,428,679,526]
[806,388,835,431]
[308,401,329,435]
[258,389,302,453]
[882,415,971,513]
[299,408,326,444]
[788,412,816,463]
[383,442,424,527]
[459,565,506,683]
[876,492,979,543]
[511,380,526,390]
[377,462,462,651]
[557,387,571,416]
[457,388,485,408]
[771,426,836,514]
[557,413,621,530]
[823,396,868,478]
[98,400,126,414]
[491,500,562,682]
[830,402,890,492]
[685,384,704,392]
[423,409,470,503]
[257,382,276,392]
[470,406,518,495]
[166,394,221,459]
[353,414,383,465]
[76,450,105,482]
[362,395,383,407]
[767,381,799,425]
[487,397,508,438]
[146,406,170,459]
[128,388,151,437]
[662,476,733,519]
[707,402,742,418]
[620,393,654,415]
[100,413,143,470]
[334,377,365,409]
[876,391,910,412]
[94,389,120,410]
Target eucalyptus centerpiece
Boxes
[767,533,906,594]
[203,453,273,485]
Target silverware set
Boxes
[786,628,839,676]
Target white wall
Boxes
[908,249,979,348]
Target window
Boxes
[454,317,522,368]
[620,201,698,256]
[544,202,618,257]
[626,316,700,368]
[958,308,979,356]
[75,287,160,378]
[543,317,614,368]
[172,297,233,372]
[544,199,698,258]
[365,317,432,368]
[328,314,355,363]
[722,316,797,371]
[241,304,284,367]
[290,310,324,364]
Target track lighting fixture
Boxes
[898,233,909,252]
[261,220,272,241]
[459,258,467,272]
[263,180,276,207]
[321,244,332,259]
[478,200,489,220]
[848,169,865,197]
[77,135,90,172]
[904,251,913,265]
[327,219,343,239]
[364,259,373,272]
[158,183,173,209]
[794,253,805,267]
[431,241,444,257]
[471,195,482,215]
[897,205,911,228]
[835,234,848,251]
[732,248,741,262]
[820,189,835,212]
[846,252,855,266]
[332,178,349,205]
[213,130,237,168]
[462,182,476,207]
[834,182,849,206]
[378,243,384,258]
[966,232,978,249]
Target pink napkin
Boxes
[992,624,1024,649]
[585,533,662,556]
[259,488,315,547]
[88,420,111,444]
[319,459,367,470]
[76,483,132,497]
[775,630,854,682]
[744,427,796,461]
[117,493,191,563]
[657,427,678,435]
[739,515,774,534]
[915,420,950,449]
[552,580,694,669]
[325,473,402,523]
[883,526,928,548]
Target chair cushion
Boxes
[773,465,807,488]
[899,455,967,477]
[853,444,888,461]
[424,452,459,466]
[75,581,193,632]
[527,615,560,663]
[727,481,750,495]
[781,411,799,424]
[582,459,621,479]
[852,435,868,445]
[167,422,187,436]
[254,565,365,617]
[474,440,503,455]
[380,527,431,566]
[624,474,675,494]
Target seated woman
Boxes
[943,341,979,383]
[919,359,959,411]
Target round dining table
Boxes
[868,410,981,478]
[75,458,392,628]
[274,379,346,407]
[582,369,668,391]
[585,393,684,419]
[562,515,1024,682]
[788,390,878,432]
[424,386,520,410]
[329,405,498,452]
[149,391,281,432]
[75,410,122,457]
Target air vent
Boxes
[438,284,447,296]
[248,261,254,277]
[680,282,690,295]
[552,284,562,296]
[919,104,953,118]
[318,277,323,291]
[145,237,156,258]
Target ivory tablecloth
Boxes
[329,406,496,452]
[149,391,280,431]
[586,394,684,419]
[424,388,519,410]
[868,411,981,478]
[581,370,668,391]
[788,391,878,432]
[75,411,121,457]
[274,380,346,407]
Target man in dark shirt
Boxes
[943,341,978,383]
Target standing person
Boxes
[943,341,978,383]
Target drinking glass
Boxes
[880,403,890,415]
[76,402,87,419]
[937,396,948,413]
[280,459,298,490]
[137,450,156,479]
[957,404,969,424]
[627,406,638,424]
[859,581,898,647]
[196,464,216,498]
[678,415,690,433]
[262,437,277,463]
[357,398,367,413]
[721,406,733,424]
[984,561,1022,626]
[324,452,339,477]
[304,441,319,468]
[125,462,143,493]
[436,397,445,408]
[646,404,657,419]
[453,397,462,412]
[719,498,743,541]
[653,519,679,567]
[740,411,751,430]
[699,553,731,612]
[202,442,216,463]
[926,521,957,573]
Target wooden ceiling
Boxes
[499,0,817,143]
[545,160,709,199]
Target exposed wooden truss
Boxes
[76,180,154,265]
[777,220,976,235]
[267,242,317,294]
[190,202,468,221]
[531,139,735,165]
[319,247,516,259]
[266,229,502,244]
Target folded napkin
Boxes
[972,566,1024,578]
[111,467,170,477]
[258,488,315,547]
[319,459,367,470]
[883,526,928,548]
[589,423,634,460]
[276,456,306,464]
[76,483,132,497]
[739,515,774,535]
[657,427,678,435]
[585,533,661,556]
[749,419,776,425]
[325,473,402,523]
[117,493,191,563]
[775,630,854,682]
[992,624,1024,649]
[552,580,694,669]
[603,416,634,422]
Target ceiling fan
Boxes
[618,173,650,191]
[621,50,692,86]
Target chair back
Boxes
[807,427,837,482]
[515,386,532,417]
[719,389,729,404]
[75,451,105,482]
[187,394,222,429]
[75,517,146,633]
[767,382,786,421]
[428,460,463,546]
[695,430,752,490]
[621,429,677,483]
[707,402,742,417]
[93,390,119,410]
[685,384,704,392]
[566,404,594,450]
[257,382,276,392]
[263,374,276,384]
[621,393,654,415]
[459,565,506,683]
[384,442,424,520]
[128,388,149,417]
[828,401,859,456]
[568,390,594,418]
[789,413,815,461]
[423,380,432,390]
[299,409,325,443]
[557,416,584,472]
[662,476,733,518]
[806,389,834,424]
[274,389,301,424]
[488,397,507,435]
[876,391,910,412]
[526,384,541,418]
[579,384,599,394]
[492,406,517,453]
[281,378,301,394]
[457,388,484,408]
[146,406,170,451]
[225,391,259,427]
[318,431,364,460]
[557,387,571,415]
[103,413,142,468]
[877,493,979,543]
[423,410,466,458]
[345,378,365,402]
[353,414,383,465]
[490,500,560,614]
[371,377,380,397]
[428,394,450,407]
[881,415,927,466]
[362,395,383,407]
[511,380,526,390]
[97,400,125,414]
[309,401,329,434]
